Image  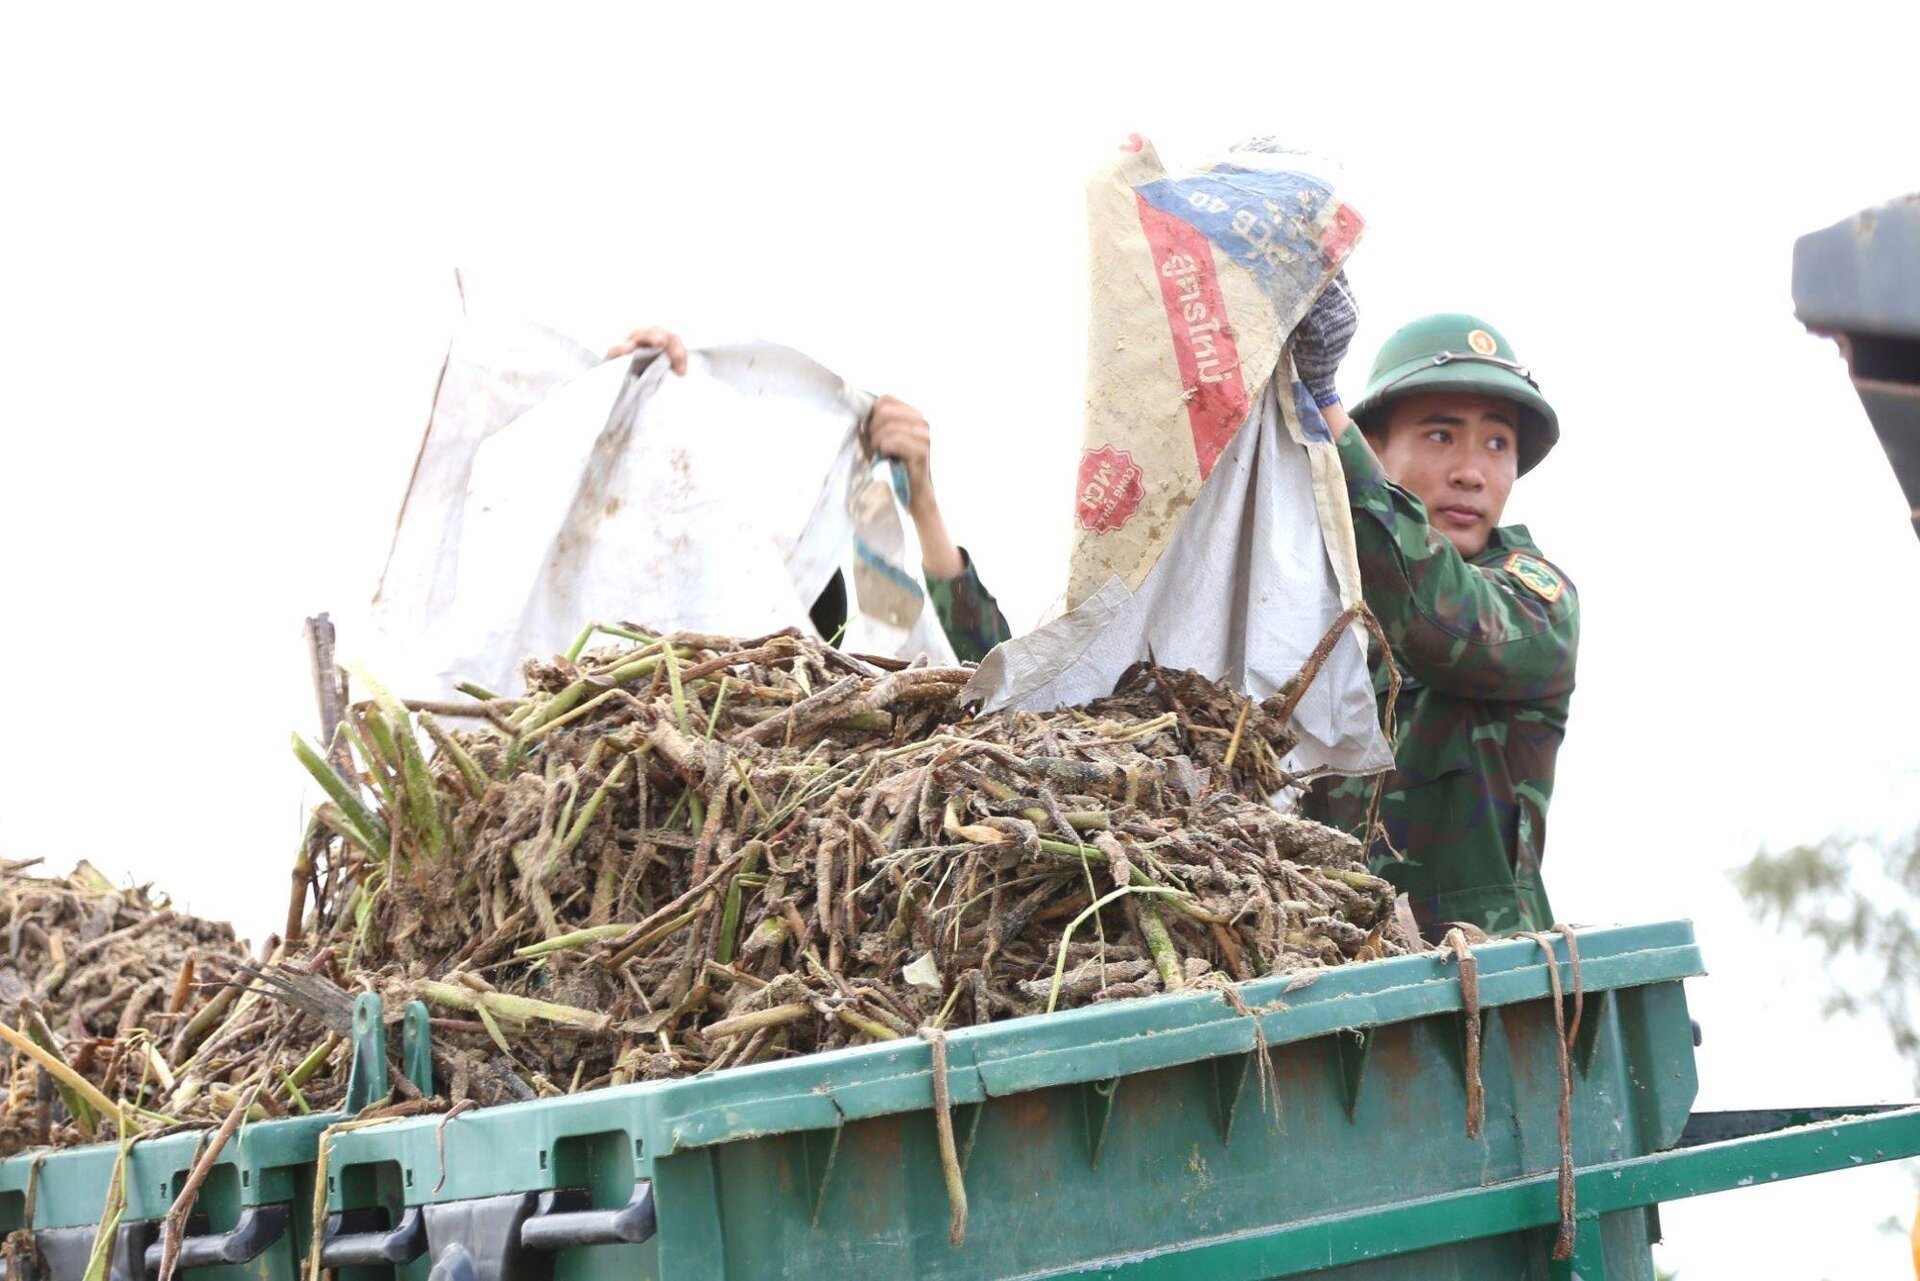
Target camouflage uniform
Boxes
[928,550,1012,664]
[1303,428,1579,940]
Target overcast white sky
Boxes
[4,3,1917,1273]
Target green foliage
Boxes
[1734,828,1920,1074]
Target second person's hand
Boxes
[865,394,962,579]
[866,395,938,518]
[606,325,688,375]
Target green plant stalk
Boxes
[1316,866,1390,892]
[523,645,678,738]
[835,1007,902,1041]
[887,881,919,945]
[310,805,377,857]
[475,1002,513,1055]
[590,856,620,925]
[662,789,691,831]
[339,718,397,807]
[1111,712,1178,742]
[566,621,657,662]
[24,1011,97,1139]
[347,869,384,970]
[359,702,403,775]
[708,852,767,967]
[286,1035,338,1091]
[376,697,445,863]
[0,1018,122,1131]
[702,1002,812,1041]
[72,863,118,895]
[514,923,634,959]
[603,648,678,685]
[521,688,623,747]
[714,879,746,965]
[1136,898,1184,991]
[1019,808,1111,832]
[552,780,580,862]
[456,680,502,702]
[1032,838,1228,924]
[598,624,658,643]
[973,773,1018,802]
[665,644,688,731]
[400,764,446,859]
[169,985,241,1068]
[554,756,631,861]
[607,903,705,967]
[517,681,595,736]
[1046,886,1187,1013]
[419,713,489,798]
[80,1128,133,1281]
[733,759,771,822]
[420,981,610,1031]
[291,734,389,858]
[140,1041,175,1096]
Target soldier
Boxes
[1293,296,1578,940]
[607,328,1010,661]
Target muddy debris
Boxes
[0,860,257,1154]
[4,626,1413,1147]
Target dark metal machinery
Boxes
[1794,194,1920,539]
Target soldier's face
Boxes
[1371,393,1521,557]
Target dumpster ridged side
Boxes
[0,994,417,1281]
[321,922,1704,1280]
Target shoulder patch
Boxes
[1503,552,1565,603]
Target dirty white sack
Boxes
[360,325,953,698]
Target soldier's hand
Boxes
[606,325,688,375]
[1292,270,1358,408]
[866,395,938,517]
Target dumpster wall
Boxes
[322,922,1703,1280]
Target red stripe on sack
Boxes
[1135,193,1246,479]
[1320,202,1365,262]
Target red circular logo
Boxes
[1077,445,1145,533]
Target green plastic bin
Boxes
[0,1113,332,1281]
[321,922,1706,1279]
[0,994,425,1281]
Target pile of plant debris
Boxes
[0,861,257,1155]
[2,625,1414,1144]
[294,626,1415,1100]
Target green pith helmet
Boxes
[1349,313,1560,474]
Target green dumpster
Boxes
[0,994,424,1281]
[319,921,1730,1279]
[0,1114,331,1281]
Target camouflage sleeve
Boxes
[1337,429,1578,701]
[928,548,1013,664]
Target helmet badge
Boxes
[1467,329,1498,356]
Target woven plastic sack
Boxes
[967,137,1389,775]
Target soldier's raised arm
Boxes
[866,395,1011,663]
